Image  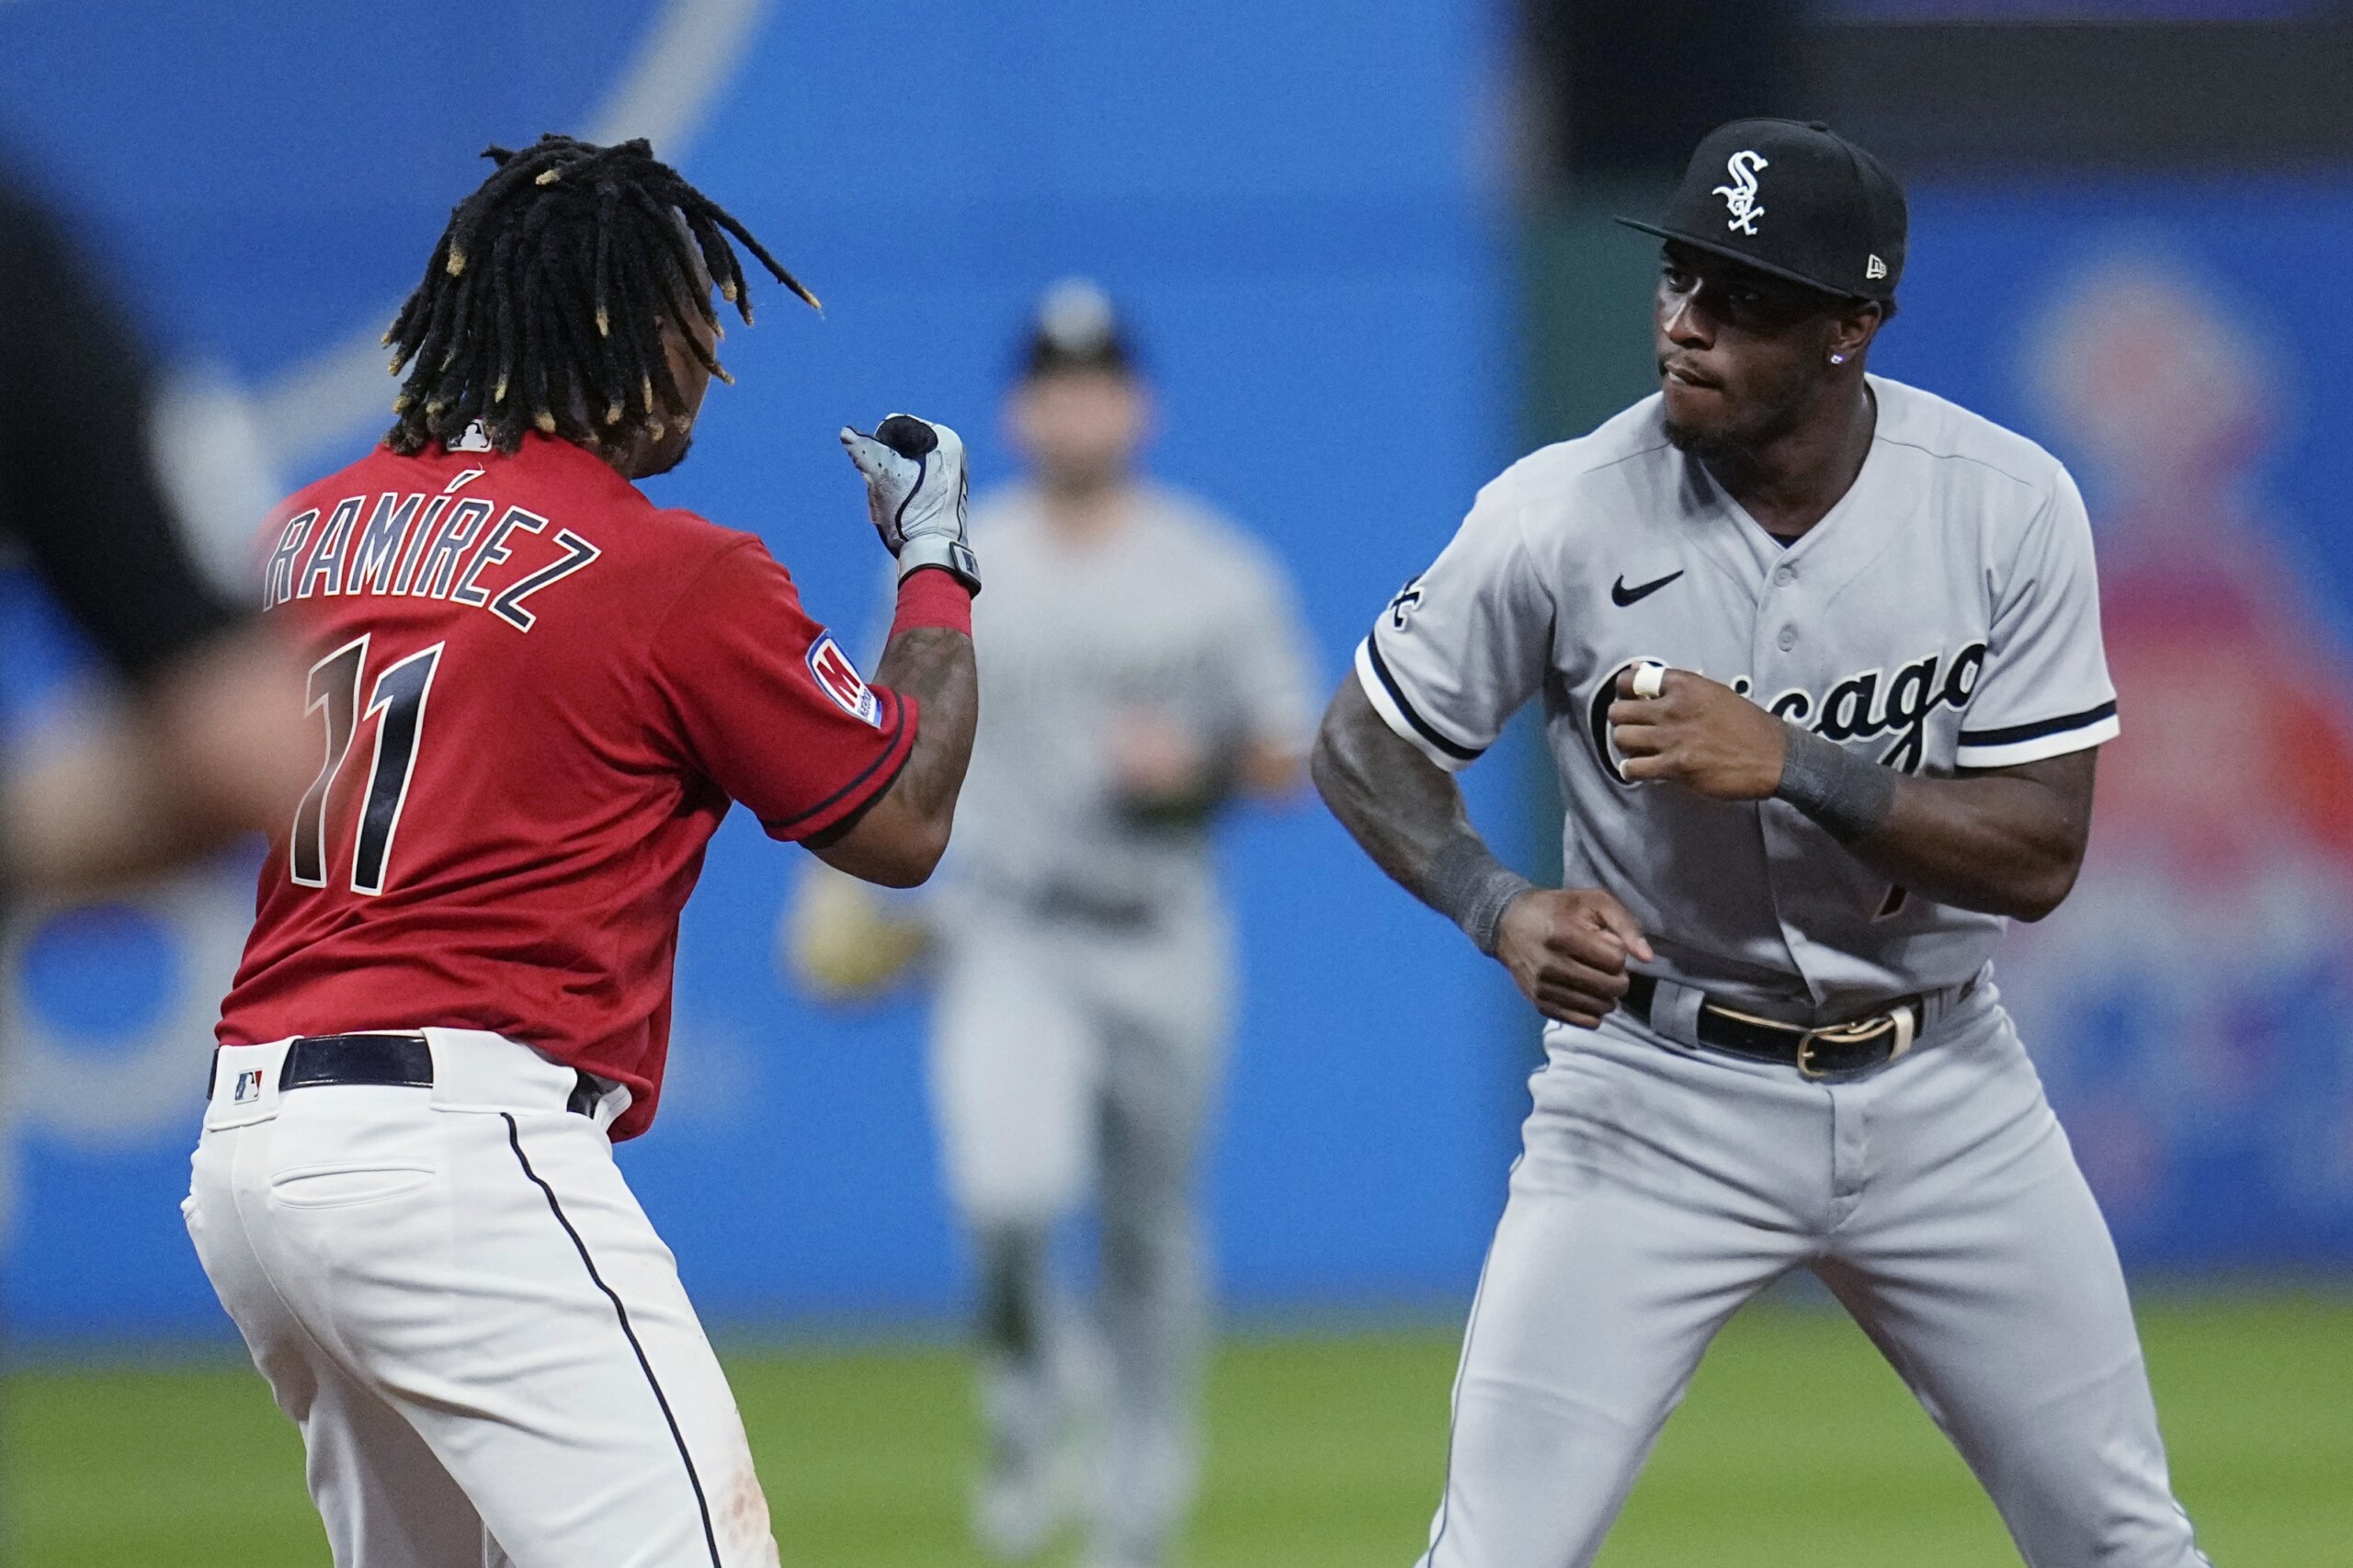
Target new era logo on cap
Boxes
[1867,255,1888,280]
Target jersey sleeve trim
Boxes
[1355,637,1484,772]
[758,688,917,840]
[1954,700,2119,768]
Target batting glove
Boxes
[839,414,981,592]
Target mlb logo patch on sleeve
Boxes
[806,633,883,727]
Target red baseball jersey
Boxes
[217,433,915,1138]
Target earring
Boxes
[1830,352,1847,365]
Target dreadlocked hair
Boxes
[381,134,816,456]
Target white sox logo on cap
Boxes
[1713,150,1768,236]
[1618,119,1904,300]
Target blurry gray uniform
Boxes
[931,480,1313,1549]
[1364,377,2207,1567]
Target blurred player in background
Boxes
[789,279,1315,1568]
[0,159,309,895]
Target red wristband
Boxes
[890,566,974,639]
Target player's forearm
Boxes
[819,414,981,886]
[875,624,978,812]
[1817,748,2096,922]
[1312,676,1529,952]
[1611,670,2099,923]
[1313,678,1471,888]
[857,623,977,873]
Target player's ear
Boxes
[1829,300,1883,366]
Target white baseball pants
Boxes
[929,900,1229,1564]
[1418,979,2210,1568]
[186,1029,779,1568]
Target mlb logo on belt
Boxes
[805,633,882,727]
[233,1069,266,1104]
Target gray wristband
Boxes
[1775,722,1897,845]
[1427,835,1537,956]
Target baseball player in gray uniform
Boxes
[1312,120,2211,1566]
[791,281,1315,1568]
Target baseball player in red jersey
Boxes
[188,136,982,1568]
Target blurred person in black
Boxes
[0,147,311,1554]
[0,161,309,897]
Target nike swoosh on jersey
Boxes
[1610,569,1685,607]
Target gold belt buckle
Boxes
[1795,1005,1917,1080]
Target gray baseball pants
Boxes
[1419,973,2209,1568]
[931,896,1228,1564]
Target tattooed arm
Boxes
[1604,665,2097,921]
[1313,674,1653,1028]
[805,614,978,888]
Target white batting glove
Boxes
[839,414,980,592]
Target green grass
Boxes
[8,1296,2349,1565]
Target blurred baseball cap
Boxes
[1618,119,1906,304]
[1020,277,1133,378]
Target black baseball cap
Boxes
[1019,277,1133,378]
[1617,119,1906,303]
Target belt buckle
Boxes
[1796,1006,1916,1080]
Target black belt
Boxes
[1622,973,1947,1079]
[219,1033,605,1117]
[1025,882,1160,931]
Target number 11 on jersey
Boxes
[292,634,444,894]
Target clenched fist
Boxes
[1608,666,1786,800]
[1495,887,1655,1028]
[839,414,981,591]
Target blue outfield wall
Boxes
[1880,176,2353,1269]
[0,0,1526,1341]
[6,3,2349,1346]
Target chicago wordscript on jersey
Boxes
[1585,641,1987,783]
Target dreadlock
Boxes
[382,134,816,456]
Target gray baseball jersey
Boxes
[1357,373,2119,1017]
[1373,377,2206,1568]
[944,480,1316,917]
[924,482,1313,1568]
